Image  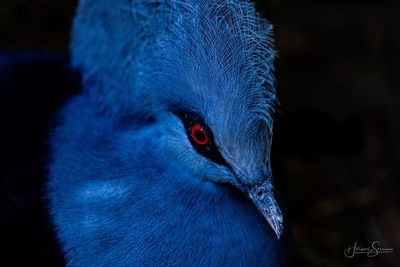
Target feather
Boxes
[47,1,286,265]
[72,0,277,124]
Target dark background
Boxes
[0,0,399,266]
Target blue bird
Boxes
[46,0,287,266]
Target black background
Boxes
[0,0,399,266]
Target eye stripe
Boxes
[174,110,228,166]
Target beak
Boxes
[245,179,284,239]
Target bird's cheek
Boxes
[203,167,236,184]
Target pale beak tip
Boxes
[272,218,284,239]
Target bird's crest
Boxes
[71,0,277,126]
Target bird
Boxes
[44,0,288,266]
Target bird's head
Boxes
[71,0,283,238]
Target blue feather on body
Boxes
[47,0,287,266]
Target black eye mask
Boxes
[175,110,227,166]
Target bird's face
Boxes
[159,86,283,238]
[70,0,283,239]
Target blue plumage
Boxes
[47,0,287,266]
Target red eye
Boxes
[191,124,209,145]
